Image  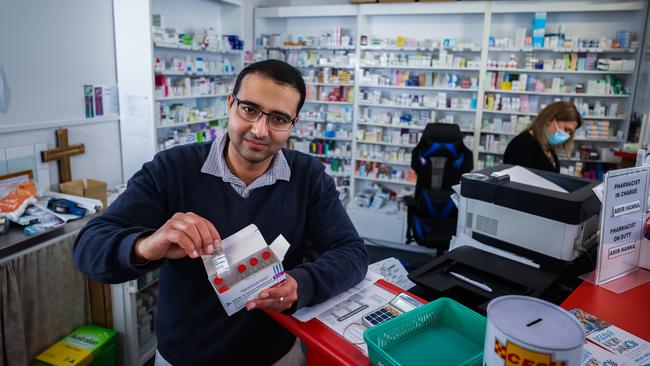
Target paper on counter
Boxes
[592,182,605,203]
[369,257,415,290]
[581,342,632,366]
[315,283,395,355]
[495,166,568,193]
[451,184,461,208]
[292,271,383,322]
[571,308,650,365]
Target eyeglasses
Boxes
[231,95,297,132]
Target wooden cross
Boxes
[41,128,85,183]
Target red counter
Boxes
[266,279,427,366]
[269,277,650,365]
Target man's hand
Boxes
[134,212,221,261]
[245,274,298,313]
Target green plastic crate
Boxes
[364,297,486,366]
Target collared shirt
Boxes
[201,132,291,198]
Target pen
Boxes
[449,271,493,293]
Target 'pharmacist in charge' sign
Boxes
[596,166,649,285]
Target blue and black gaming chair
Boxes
[405,123,473,253]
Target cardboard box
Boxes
[35,324,117,366]
[349,0,377,3]
[60,179,107,209]
[204,224,290,316]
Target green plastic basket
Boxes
[364,297,486,366]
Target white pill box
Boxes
[205,224,290,316]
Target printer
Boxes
[455,164,601,267]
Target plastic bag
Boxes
[0,179,38,222]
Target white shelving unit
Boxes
[255,4,358,196]
[481,1,645,172]
[252,0,647,246]
[114,0,243,182]
[112,1,243,364]
[353,2,486,222]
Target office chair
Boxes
[405,123,473,255]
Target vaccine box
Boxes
[35,324,117,366]
[206,224,290,316]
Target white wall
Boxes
[0,0,123,189]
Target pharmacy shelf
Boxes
[305,82,355,86]
[304,100,354,105]
[153,42,242,54]
[298,119,352,124]
[262,45,355,51]
[357,121,474,134]
[559,158,620,164]
[356,140,417,148]
[478,150,505,155]
[573,137,623,142]
[358,84,478,93]
[582,115,628,121]
[354,175,416,186]
[359,1,487,16]
[327,171,351,178]
[489,0,643,13]
[137,278,159,293]
[356,157,411,166]
[480,130,518,136]
[486,68,634,75]
[360,65,480,72]
[138,337,157,366]
[291,135,352,142]
[155,70,238,77]
[294,64,355,70]
[483,89,631,98]
[255,4,357,18]
[356,121,426,130]
[482,110,538,117]
[361,46,481,52]
[482,110,628,121]
[358,102,476,113]
[311,153,352,159]
[155,93,228,101]
[156,116,228,129]
[488,47,638,54]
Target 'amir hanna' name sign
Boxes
[596,166,650,286]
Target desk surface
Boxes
[266,280,427,366]
[0,215,93,260]
[270,277,650,365]
[561,278,650,341]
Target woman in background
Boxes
[503,101,582,172]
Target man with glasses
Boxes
[73,60,368,365]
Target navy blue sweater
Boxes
[72,142,368,365]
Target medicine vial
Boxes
[203,246,231,277]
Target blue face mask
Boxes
[547,122,570,145]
